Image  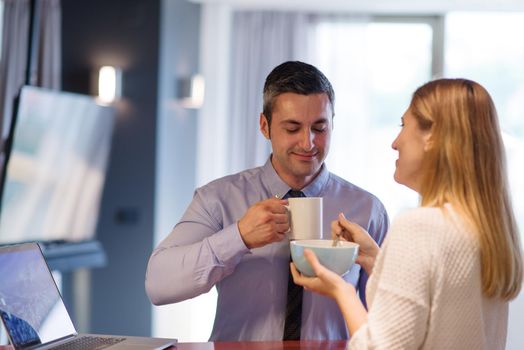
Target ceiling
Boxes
[188,0,524,14]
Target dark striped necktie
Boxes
[283,189,305,340]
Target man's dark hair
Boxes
[262,61,335,126]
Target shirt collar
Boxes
[261,156,329,198]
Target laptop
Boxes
[0,243,176,349]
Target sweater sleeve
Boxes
[348,209,435,349]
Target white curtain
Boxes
[221,11,312,175]
[37,0,61,89]
[0,0,30,143]
[0,0,61,181]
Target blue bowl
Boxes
[290,239,359,277]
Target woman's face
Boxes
[391,108,432,192]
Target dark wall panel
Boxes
[62,0,160,336]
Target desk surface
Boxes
[0,340,349,349]
[176,340,348,349]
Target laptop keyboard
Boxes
[52,336,126,350]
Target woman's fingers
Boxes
[291,249,324,283]
[331,220,342,238]
[290,261,301,282]
[304,249,336,283]
[337,213,373,243]
[331,213,356,242]
[304,248,322,271]
[337,213,355,236]
[331,220,350,242]
[290,261,312,292]
[291,250,326,284]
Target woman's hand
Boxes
[290,249,355,303]
[332,213,380,275]
[290,249,368,335]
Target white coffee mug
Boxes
[286,197,323,240]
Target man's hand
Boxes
[238,198,289,249]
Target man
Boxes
[145,61,388,341]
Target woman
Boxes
[291,78,523,349]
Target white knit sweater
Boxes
[348,205,508,350]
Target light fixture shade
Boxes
[177,74,205,109]
[97,66,122,103]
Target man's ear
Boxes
[260,113,270,139]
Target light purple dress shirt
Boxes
[146,158,389,341]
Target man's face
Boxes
[260,92,333,189]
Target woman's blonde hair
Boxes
[410,78,522,300]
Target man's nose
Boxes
[299,130,314,150]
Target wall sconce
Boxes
[177,74,205,109]
[97,66,122,104]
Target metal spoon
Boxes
[332,233,341,247]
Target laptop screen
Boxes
[0,243,76,348]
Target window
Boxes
[312,13,524,239]
[445,12,524,235]
[311,17,439,219]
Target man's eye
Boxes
[313,126,326,132]
[286,128,299,133]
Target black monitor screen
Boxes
[0,86,114,244]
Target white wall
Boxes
[153,0,218,342]
[508,290,524,349]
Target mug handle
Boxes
[283,204,293,236]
